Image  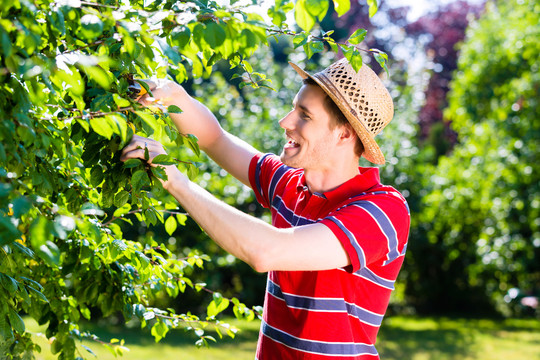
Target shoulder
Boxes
[329,186,411,240]
[250,153,303,181]
[338,186,409,216]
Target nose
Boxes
[279,111,296,130]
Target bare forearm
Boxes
[150,83,257,185]
[162,86,224,151]
[164,167,276,271]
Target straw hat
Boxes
[289,58,394,164]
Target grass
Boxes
[26,316,540,360]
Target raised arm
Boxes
[141,80,258,186]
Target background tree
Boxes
[409,0,539,316]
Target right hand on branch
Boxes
[134,79,185,109]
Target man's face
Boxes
[279,84,340,170]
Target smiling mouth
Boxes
[284,138,300,149]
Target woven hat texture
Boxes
[289,58,394,164]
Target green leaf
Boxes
[29,216,51,249]
[11,196,31,218]
[144,146,150,161]
[306,0,329,21]
[203,22,226,48]
[341,44,363,72]
[304,41,324,59]
[367,0,378,17]
[295,0,316,31]
[348,28,367,45]
[373,51,389,77]
[90,166,104,187]
[123,158,142,168]
[27,286,49,303]
[165,215,177,236]
[113,203,132,218]
[81,65,112,89]
[8,308,25,334]
[332,0,350,17]
[151,320,169,342]
[108,114,128,142]
[167,105,183,114]
[79,14,103,40]
[1,28,13,58]
[170,26,191,48]
[82,345,96,356]
[113,94,131,108]
[0,315,13,341]
[38,241,61,266]
[176,213,188,226]
[207,295,230,317]
[152,154,176,166]
[144,208,158,226]
[293,32,309,49]
[90,117,114,139]
[131,170,149,192]
[185,134,200,157]
[114,190,130,208]
[0,274,18,294]
[151,166,168,182]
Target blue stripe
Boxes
[271,195,316,226]
[261,321,378,356]
[400,242,407,255]
[254,154,272,200]
[268,280,383,326]
[350,201,400,265]
[355,267,396,290]
[325,216,366,268]
[268,165,293,203]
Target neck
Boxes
[304,160,360,194]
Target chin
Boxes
[280,155,303,169]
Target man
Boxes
[121,58,410,359]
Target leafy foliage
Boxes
[408,0,540,316]
[0,0,383,359]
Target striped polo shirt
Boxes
[248,153,410,360]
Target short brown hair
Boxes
[303,77,364,157]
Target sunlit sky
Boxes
[386,0,485,21]
[237,0,486,28]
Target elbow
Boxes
[246,241,276,273]
[248,252,272,273]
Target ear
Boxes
[337,124,356,146]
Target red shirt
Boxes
[248,153,410,360]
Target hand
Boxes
[136,79,184,109]
[120,134,187,190]
[120,134,167,165]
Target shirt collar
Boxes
[296,167,381,200]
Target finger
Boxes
[121,135,149,155]
[120,148,146,162]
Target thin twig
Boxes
[80,1,118,9]
[103,208,189,226]
[60,40,106,55]
[267,28,375,54]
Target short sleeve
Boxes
[319,194,410,272]
[248,153,297,209]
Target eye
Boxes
[301,112,311,120]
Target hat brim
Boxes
[288,61,385,165]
